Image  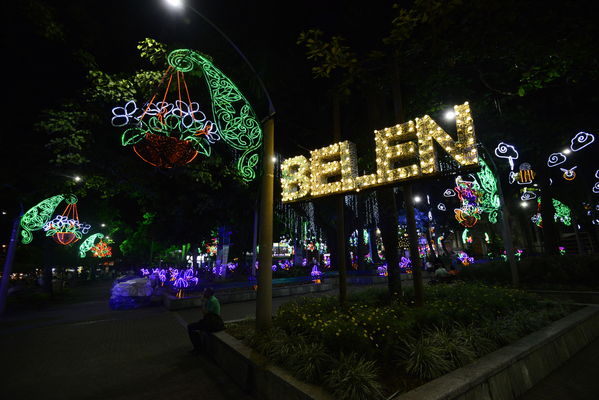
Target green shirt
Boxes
[205,295,221,316]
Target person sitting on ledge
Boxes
[187,287,225,355]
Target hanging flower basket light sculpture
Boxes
[111,49,263,180]
[20,194,77,244]
[42,196,90,245]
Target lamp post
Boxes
[164,0,276,330]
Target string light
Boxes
[281,102,479,202]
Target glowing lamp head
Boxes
[414,196,422,203]
[165,0,184,8]
[74,176,82,182]
[444,110,455,120]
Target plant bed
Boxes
[225,283,574,399]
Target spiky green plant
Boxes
[324,353,385,400]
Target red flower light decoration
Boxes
[91,240,112,258]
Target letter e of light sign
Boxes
[281,102,479,203]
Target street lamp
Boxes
[163,0,276,330]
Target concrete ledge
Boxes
[394,305,599,400]
[163,282,333,310]
[205,330,333,400]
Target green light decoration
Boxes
[476,158,501,223]
[113,49,263,180]
[20,194,77,244]
[532,197,572,227]
[552,198,572,226]
[168,49,262,181]
[79,233,105,258]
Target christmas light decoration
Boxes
[281,102,479,202]
[43,198,90,245]
[112,49,262,180]
[517,163,535,184]
[559,246,566,255]
[560,166,577,181]
[475,158,500,223]
[457,251,474,266]
[570,131,595,152]
[593,182,599,194]
[494,142,519,170]
[443,189,456,197]
[91,240,112,257]
[547,152,567,167]
[437,203,447,211]
[20,194,76,244]
[79,233,104,258]
[531,197,572,227]
[453,176,482,227]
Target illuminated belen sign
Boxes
[281,102,479,203]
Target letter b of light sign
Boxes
[281,102,478,203]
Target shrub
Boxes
[288,342,334,383]
[324,353,385,400]
[403,335,453,380]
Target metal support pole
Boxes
[336,196,347,305]
[256,117,275,331]
[0,212,22,315]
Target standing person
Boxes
[187,287,225,355]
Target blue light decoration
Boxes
[457,251,474,266]
[109,275,153,310]
[399,257,412,273]
[311,265,322,283]
[570,131,595,152]
[494,142,519,170]
[173,275,189,298]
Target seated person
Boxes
[187,287,225,355]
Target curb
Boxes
[163,282,334,310]
[393,305,599,400]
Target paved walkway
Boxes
[0,279,386,400]
[3,279,597,400]
[517,336,599,400]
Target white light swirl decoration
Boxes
[437,203,446,211]
[494,142,519,170]
[443,189,456,197]
[547,152,567,167]
[593,182,599,194]
[521,191,537,201]
[570,131,595,152]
